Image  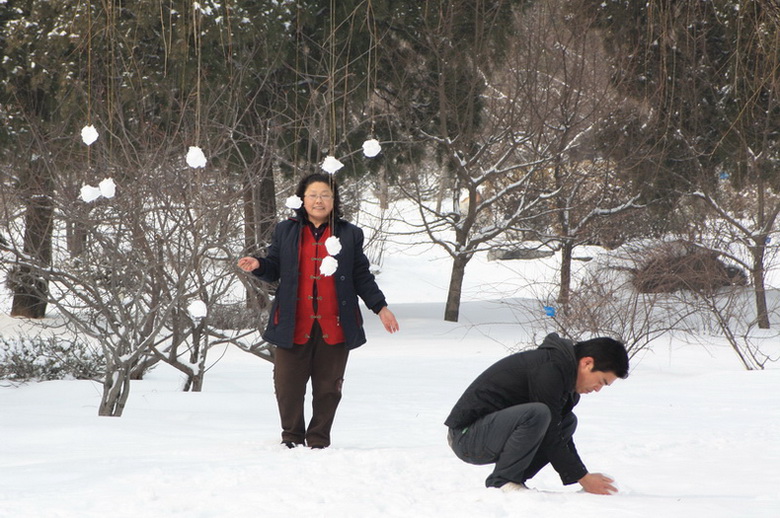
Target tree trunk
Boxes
[243,177,257,255]
[255,161,276,244]
[184,321,207,392]
[66,216,89,258]
[11,169,54,318]
[129,354,159,380]
[243,158,277,254]
[10,265,49,318]
[557,239,574,310]
[98,363,132,417]
[242,159,276,310]
[749,238,770,329]
[444,253,471,322]
[378,167,389,210]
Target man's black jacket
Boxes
[444,333,588,484]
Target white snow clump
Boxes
[362,138,382,158]
[81,125,99,146]
[80,178,117,203]
[186,146,207,168]
[320,255,338,276]
[325,236,342,256]
[98,178,116,199]
[285,195,303,210]
[80,185,102,203]
[187,300,208,320]
[321,155,344,174]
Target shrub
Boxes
[630,240,747,293]
[0,334,105,381]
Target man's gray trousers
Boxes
[447,402,577,488]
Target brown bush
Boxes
[631,241,747,293]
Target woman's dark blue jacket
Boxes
[251,216,387,350]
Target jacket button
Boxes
[341,301,346,306]
[340,275,345,281]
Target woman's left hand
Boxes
[378,306,400,334]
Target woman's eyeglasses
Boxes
[304,194,334,201]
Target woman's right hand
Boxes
[237,256,260,272]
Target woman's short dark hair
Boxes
[574,337,630,378]
[294,172,343,220]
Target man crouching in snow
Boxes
[445,333,629,494]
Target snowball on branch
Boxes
[80,185,102,203]
[325,236,342,256]
[186,146,207,168]
[187,300,208,320]
[285,195,303,210]
[80,178,117,203]
[81,125,99,146]
[320,255,338,276]
[362,138,382,158]
[321,155,344,174]
[99,178,116,199]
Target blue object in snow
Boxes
[543,306,556,317]
[719,171,730,180]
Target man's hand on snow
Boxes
[578,473,617,495]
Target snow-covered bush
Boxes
[547,263,687,357]
[0,335,104,382]
[206,303,266,331]
[551,239,777,368]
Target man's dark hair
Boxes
[574,337,629,379]
[295,172,343,220]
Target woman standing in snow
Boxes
[237,172,399,449]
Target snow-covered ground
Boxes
[2,195,779,517]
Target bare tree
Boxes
[685,285,779,371]
[547,235,778,370]
[373,1,552,321]
[400,136,557,323]
[582,0,780,329]
[508,1,649,310]
[538,244,704,358]
[389,0,645,322]
[690,183,780,330]
[8,159,53,318]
